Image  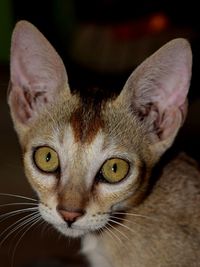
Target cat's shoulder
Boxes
[148,152,200,222]
[162,152,200,185]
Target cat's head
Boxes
[8,21,192,237]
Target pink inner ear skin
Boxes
[10,21,68,93]
[9,21,69,126]
[9,86,33,124]
[158,100,187,141]
[161,67,190,109]
[117,38,192,156]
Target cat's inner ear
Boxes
[117,38,192,158]
[8,20,69,125]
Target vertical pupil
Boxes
[46,152,51,162]
[112,163,117,173]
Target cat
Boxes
[7,20,200,267]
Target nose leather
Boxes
[60,210,82,221]
[57,205,85,225]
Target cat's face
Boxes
[8,21,192,238]
[22,92,151,237]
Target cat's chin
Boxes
[55,224,106,238]
[55,224,88,238]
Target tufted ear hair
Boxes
[116,38,192,160]
[8,20,70,136]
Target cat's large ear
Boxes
[116,38,192,160]
[8,21,69,133]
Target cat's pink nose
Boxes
[57,205,84,226]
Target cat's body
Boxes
[83,153,200,267]
[7,21,200,266]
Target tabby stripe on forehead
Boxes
[70,102,104,144]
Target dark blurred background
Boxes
[0,1,200,266]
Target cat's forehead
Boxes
[29,93,108,145]
[28,92,143,154]
[69,98,104,144]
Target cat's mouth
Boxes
[42,215,110,238]
[57,214,124,238]
[65,211,126,237]
[39,202,127,238]
[55,221,107,238]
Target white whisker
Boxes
[0,207,38,223]
[11,215,42,267]
[107,222,129,241]
[108,218,137,235]
[40,221,50,237]
[113,211,157,221]
[102,224,125,253]
[103,224,123,244]
[96,227,103,238]
[12,213,41,240]
[103,225,116,242]
[110,215,137,224]
[108,218,143,258]
[10,213,41,251]
[0,193,37,202]
[0,211,39,246]
[0,202,38,208]
[110,215,150,233]
[33,216,45,232]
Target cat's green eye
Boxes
[101,158,129,183]
[34,146,59,173]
